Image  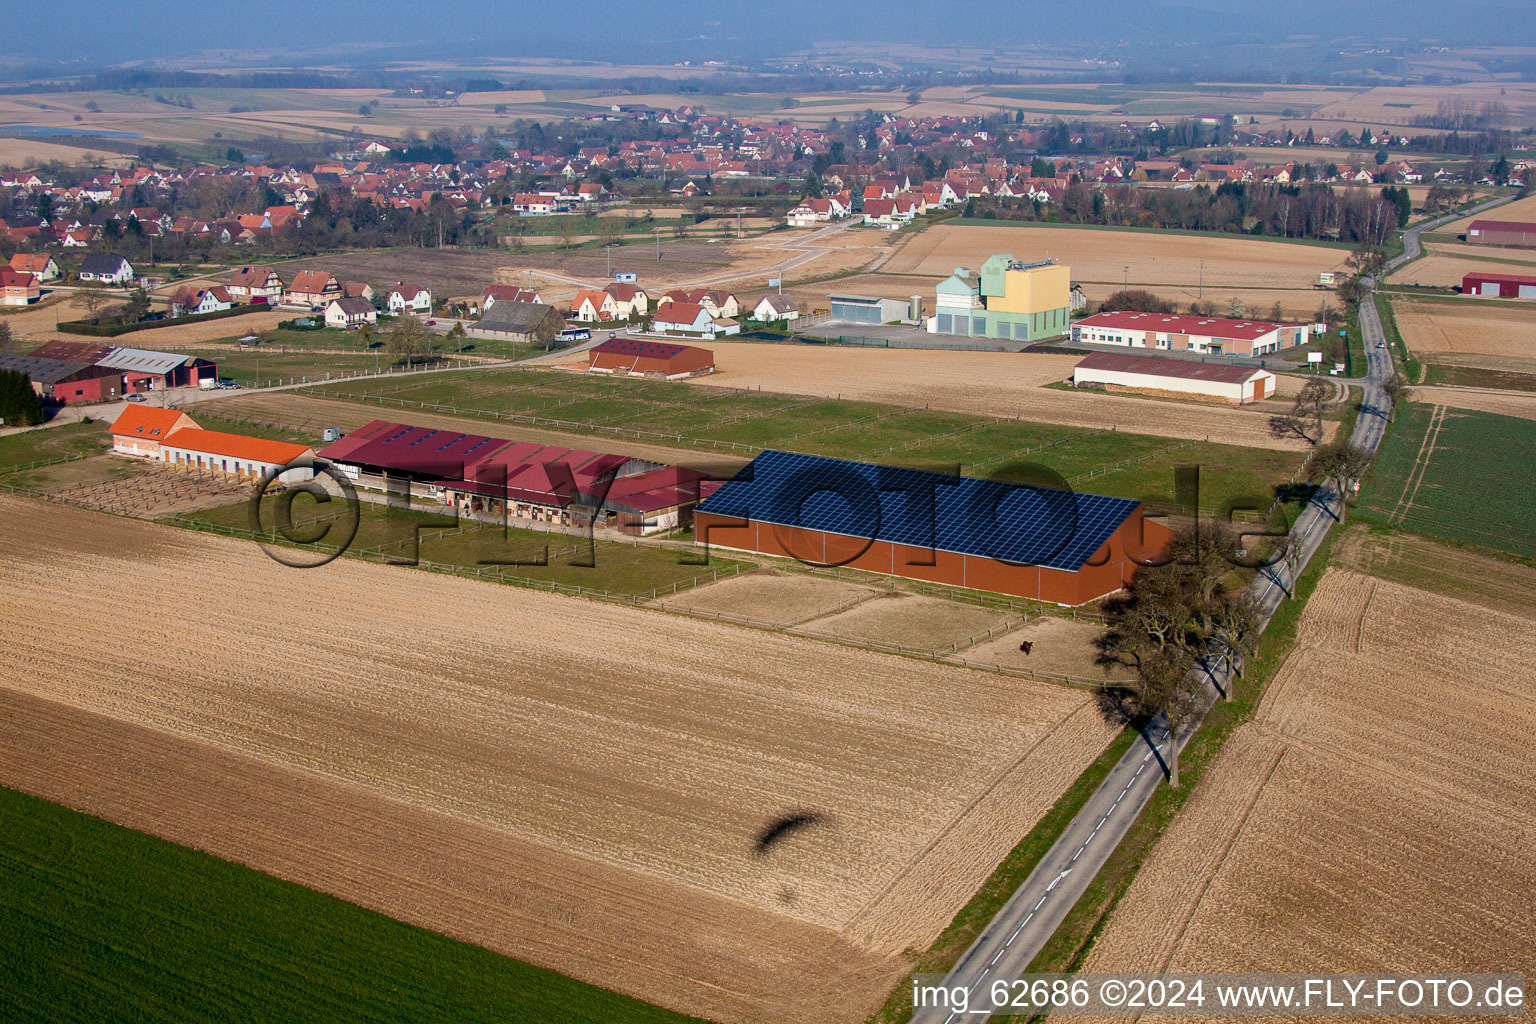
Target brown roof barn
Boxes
[588,338,714,379]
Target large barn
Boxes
[694,450,1172,605]
[587,338,714,379]
[1462,271,1536,299]
[317,419,706,534]
[1072,351,1276,404]
[1071,311,1309,358]
[1466,220,1536,248]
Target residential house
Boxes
[169,284,233,317]
[285,270,342,308]
[482,285,542,309]
[571,288,621,322]
[8,254,60,282]
[226,265,285,303]
[342,281,375,302]
[652,300,715,334]
[386,283,433,315]
[603,282,649,318]
[76,253,134,286]
[324,296,378,330]
[0,267,40,306]
[751,293,798,322]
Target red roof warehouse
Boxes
[1462,271,1536,299]
[587,338,714,379]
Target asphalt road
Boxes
[911,192,1516,1024]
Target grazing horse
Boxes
[1018,640,1034,655]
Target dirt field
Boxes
[878,224,1348,313]
[1414,387,1536,421]
[651,568,876,625]
[1439,192,1536,237]
[1387,253,1536,288]
[1392,298,1536,360]
[1333,526,1536,618]
[0,494,1120,1023]
[806,591,1013,650]
[962,615,1135,683]
[1077,567,1536,993]
[690,342,1325,451]
[0,137,131,169]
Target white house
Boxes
[386,283,432,315]
[652,300,715,334]
[571,289,621,322]
[325,296,378,330]
[76,253,134,286]
[169,285,233,317]
[752,293,799,322]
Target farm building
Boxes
[695,450,1173,605]
[470,300,562,342]
[587,338,714,379]
[1466,220,1536,248]
[316,419,705,534]
[159,428,314,481]
[929,255,1072,341]
[830,293,909,324]
[1462,271,1536,298]
[1070,311,1309,357]
[27,341,217,393]
[1072,351,1276,404]
[108,406,200,458]
[0,353,122,404]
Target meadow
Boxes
[0,783,702,1024]
[1358,403,1536,559]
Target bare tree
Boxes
[1270,377,1332,445]
[1210,589,1262,691]
[78,283,109,320]
[384,314,433,364]
[1309,441,1372,526]
[1137,643,1201,786]
[1382,373,1413,421]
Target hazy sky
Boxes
[4,1,1534,66]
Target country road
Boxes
[911,190,1515,1024]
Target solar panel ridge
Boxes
[697,449,1141,572]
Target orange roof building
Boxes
[158,427,315,479]
[108,406,199,458]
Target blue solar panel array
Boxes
[697,449,1141,572]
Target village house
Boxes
[482,285,542,309]
[0,267,40,306]
[603,282,649,318]
[571,288,621,322]
[751,293,799,322]
[169,285,233,317]
[76,253,134,286]
[8,253,60,283]
[324,296,378,330]
[386,283,433,315]
[285,270,342,308]
[226,265,285,303]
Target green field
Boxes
[1357,403,1536,559]
[178,497,749,598]
[307,370,1305,518]
[0,784,701,1024]
[0,419,110,472]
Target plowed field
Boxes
[0,494,1118,1024]
[1075,568,1536,1003]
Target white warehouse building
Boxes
[1072,351,1277,405]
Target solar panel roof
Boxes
[697,449,1141,572]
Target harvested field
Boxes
[651,568,876,625]
[1387,253,1536,288]
[1391,298,1536,366]
[0,495,1118,1024]
[1078,568,1536,998]
[1333,526,1536,618]
[962,615,1134,683]
[690,341,1325,450]
[806,592,1013,650]
[1414,387,1536,421]
[1439,192,1536,237]
[0,137,131,168]
[881,223,1348,302]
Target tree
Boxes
[1309,440,1372,526]
[1100,289,1175,314]
[1374,146,1390,166]
[1210,589,1262,689]
[447,320,467,353]
[1382,373,1412,420]
[78,283,110,320]
[1138,643,1200,786]
[0,368,44,426]
[1270,377,1331,445]
[1227,298,1248,319]
[1269,301,1285,322]
[0,320,16,354]
[384,314,433,364]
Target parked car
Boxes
[125,394,146,403]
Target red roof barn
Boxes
[587,338,714,379]
[1462,271,1536,299]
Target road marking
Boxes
[1047,868,1072,892]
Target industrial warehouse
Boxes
[1069,310,1311,357]
[694,449,1172,604]
[930,254,1073,341]
[1462,271,1536,298]
[317,419,707,534]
